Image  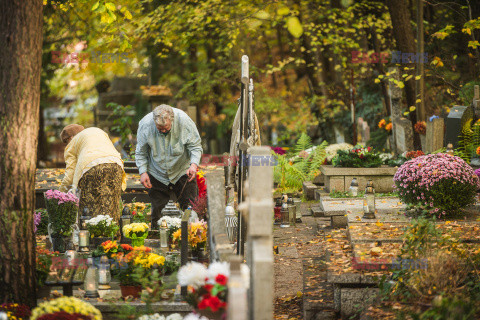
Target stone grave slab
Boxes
[320,198,406,217]
[445,105,473,148]
[346,222,408,243]
[351,242,403,270]
[347,210,410,224]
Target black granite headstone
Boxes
[445,105,473,149]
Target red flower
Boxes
[215,274,228,286]
[120,244,133,251]
[204,284,214,292]
[198,295,226,312]
[132,210,137,216]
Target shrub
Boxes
[394,153,480,215]
[332,146,383,168]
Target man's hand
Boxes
[140,172,152,189]
[186,163,198,182]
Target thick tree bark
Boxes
[385,0,421,150]
[0,0,43,306]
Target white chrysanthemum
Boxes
[166,314,183,320]
[325,143,354,161]
[206,261,230,283]
[183,313,209,320]
[177,262,207,288]
[241,263,250,289]
[138,314,166,320]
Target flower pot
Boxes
[120,285,142,298]
[36,286,51,299]
[196,309,225,320]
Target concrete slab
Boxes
[320,198,406,217]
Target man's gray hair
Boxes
[153,104,174,126]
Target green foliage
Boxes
[414,296,477,320]
[457,119,480,163]
[332,146,382,168]
[45,199,77,238]
[367,129,390,151]
[273,134,328,191]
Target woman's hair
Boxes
[153,104,174,126]
[60,124,85,143]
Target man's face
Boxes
[156,120,172,134]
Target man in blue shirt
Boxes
[136,104,203,228]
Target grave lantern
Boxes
[120,206,132,242]
[293,198,302,222]
[98,256,111,290]
[274,198,282,224]
[287,197,296,227]
[225,205,238,243]
[446,143,454,156]
[84,257,99,298]
[162,200,183,220]
[79,207,91,230]
[64,243,78,267]
[160,220,169,249]
[0,312,7,320]
[349,178,359,197]
[78,230,90,253]
[362,180,376,219]
[280,194,290,228]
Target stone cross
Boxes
[244,146,274,320]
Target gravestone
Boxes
[393,118,413,154]
[445,105,473,149]
[356,118,370,144]
[388,67,403,154]
[425,118,444,153]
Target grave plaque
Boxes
[445,105,473,149]
[425,118,444,153]
[394,118,413,154]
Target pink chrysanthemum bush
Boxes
[393,153,480,215]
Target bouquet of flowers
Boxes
[36,247,59,287]
[85,214,119,238]
[196,170,207,198]
[44,189,78,237]
[332,146,383,168]
[172,220,208,250]
[157,216,181,240]
[0,303,31,320]
[113,246,165,286]
[414,121,427,135]
[92,240,133,258]
[123,222,149,247]
[30,296,102,320]
[125,201,151,223]
[177,261,249,315]
[378,118,392,132]
[405,150,425,159]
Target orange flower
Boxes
[476,146,480,155]
[385,123,392,131]
[378,119,386,128]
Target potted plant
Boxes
[172,220,208,262]
[85,214,119,248]
[30,296,102,320]
[44,189,78,252]
[113,247,165,298]
[122,222,149,247]
[92,240,133,259]
[36,247,59,299]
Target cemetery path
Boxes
[274,204,329,319]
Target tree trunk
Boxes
[385,0,421,150]
[0,0,43,307]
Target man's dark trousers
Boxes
[147,174,198,229]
